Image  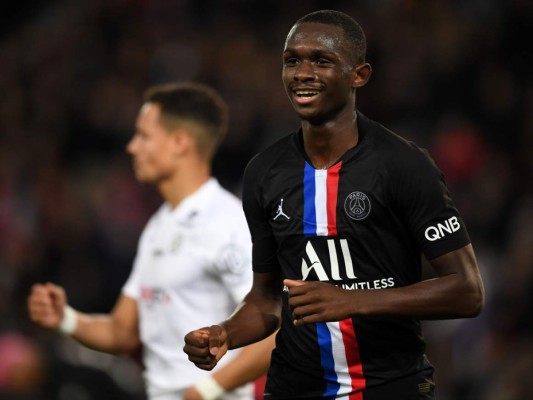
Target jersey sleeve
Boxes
[122,229,150,299]
[122,212,158,299]
[122,255,141,299]
[390,145,471,260]
[242,155,280,273]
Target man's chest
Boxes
[263,161,389,239]
[258,160,415,286]
[137,222,210,288]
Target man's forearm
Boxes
[221,298,280,349]
[71,312,139,354]
[212,332,277,391]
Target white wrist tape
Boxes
[193,375,225,400]
[58,305,78,335]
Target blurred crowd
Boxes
[0,0,531,399]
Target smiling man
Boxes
[184,10,485,400]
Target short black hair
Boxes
[295,10,367,64]
[143,82,228,158]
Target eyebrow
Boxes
[283,48,338,59]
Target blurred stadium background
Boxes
[0,1,531,399]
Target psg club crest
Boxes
[344,191,371,220]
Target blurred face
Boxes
[282,22,358,123]
[126,103,179,183]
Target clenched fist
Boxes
[27,283,68,329]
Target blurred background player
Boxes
[28,82,275,400]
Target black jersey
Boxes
[242,112,470,399]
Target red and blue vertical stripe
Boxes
[303,161,366,398]
[303,161,342,236]
[316,320,366,398]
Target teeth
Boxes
[295,90,319,97]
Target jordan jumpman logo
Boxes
[273,198,290,220]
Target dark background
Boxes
[0,1,531,399]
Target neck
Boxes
[302,110,358,169]
[157,159,211,209]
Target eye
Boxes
[134,130,149,141]
[283,57,298,66]
[315,58,332,66]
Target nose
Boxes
[126,137,136,154]
[294,60,316,81]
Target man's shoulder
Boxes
[145,203,168,224]
[246,132,296,172]
[361,113,416,151]
[136,203,167,243]
[210,185,243,212]
[360,113,432,171]
[198,180,241,210]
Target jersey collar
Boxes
[293,109,373,168]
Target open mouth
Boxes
[293,89,320,103]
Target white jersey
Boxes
[123,178,254,399]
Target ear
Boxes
[352,63,372,88]
[169,128,192,156]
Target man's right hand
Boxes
[183,325,228,371]
[27,282,67,329]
